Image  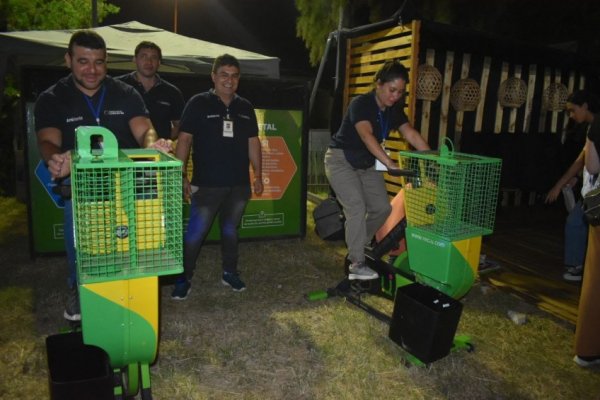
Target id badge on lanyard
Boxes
[223,115,234,138]
[375,140,390,171]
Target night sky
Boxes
[102,0,314,76]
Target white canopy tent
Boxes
[0,21,280,78]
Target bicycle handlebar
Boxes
[386,168,418,177]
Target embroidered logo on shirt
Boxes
[206,114,220,119]
[238,114,251,120]
[66,116,84,123]
[104,110,125,116]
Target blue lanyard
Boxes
[83,85,106,125]
[378,109,389,142]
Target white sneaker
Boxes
[573,355,600,368]
[563,265,583,282]
[348,262,379,280]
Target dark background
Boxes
[102,0,600,76]
[103,0,314,77]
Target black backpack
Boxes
[313,197,345,240]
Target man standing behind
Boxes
[35,30,168,321]
[171,54,263,299]
[117,41,185,140]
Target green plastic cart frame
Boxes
[71,126,183,399]
[397,140,502,298]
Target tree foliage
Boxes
[295,0,388,65]
[3,0,119,31]
[295,0,345,66]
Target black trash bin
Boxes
[389,283,463,363]
[46,331,113,400]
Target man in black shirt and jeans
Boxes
[171,54,263,299]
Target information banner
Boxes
[25,102,66,254]
[202,108,305,239]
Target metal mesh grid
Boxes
[72,153,182,283]
[399,150,502,241]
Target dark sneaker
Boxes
[348,262,379,280]
[573,355,600,368]
[171,280,191,300]
[563,265,583,282]
[222,272,246,292]
[64,286,81,321]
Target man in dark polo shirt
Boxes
[34,29,170,321]
[117,41,185,140]
[171,54,263,299]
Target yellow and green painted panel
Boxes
[80,276,158,368]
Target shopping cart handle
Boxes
[387,168,417,177]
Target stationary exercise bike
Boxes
[309,142,502,365]
[46,127,183,400]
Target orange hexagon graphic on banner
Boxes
[250,136,297,200]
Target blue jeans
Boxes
[182,185,251,280]
[63,199,77,289]
[565,201,588,267]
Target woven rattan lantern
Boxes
[416,64,442,101]
[498,77,527,108]
[450,78,481,111]
[542,82,568,111]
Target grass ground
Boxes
[0,197,598,399]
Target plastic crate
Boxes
[399,143,501,241]
[71,126,183,283]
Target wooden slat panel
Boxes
[494,62,509,133]
[523,64,537,133]
[342,39,352,113]
[348,75,377,85]
[439,51,454,143]
[385,138,410,151]
[383,130,409,190]
[350,35,413,55]
[420,49,437,143]
[348,86,373,96]
[408,20,421,125]
[385,181,402,194]
[351,24,412,44]
[454,53,471,149]
[474,56,491,132]
[537,67,552,133]
[562,72,577,142]
[508,65,522,133]
[349,73,413,88]
[350,49,412,67]
[550,70,562,132]
[386,174,404,185]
